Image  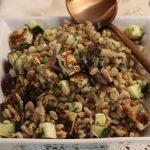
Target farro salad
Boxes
[0,20,150,139]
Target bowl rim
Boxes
[0,137,149,144]
[1,15,150,21]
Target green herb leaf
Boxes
[139,105,145,115]
[92,57,99,67]
[104,96,110,102]
[120,63,130,69]
[96,22,102,30]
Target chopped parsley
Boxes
[92,57,99,67]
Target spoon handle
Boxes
[108,24,150,73]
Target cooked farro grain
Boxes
[56,130,67,139]
[15,132,23,138]
[116,128,127,137]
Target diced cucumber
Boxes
[125,25,143,40]
[14,53,27,74]
[0,123,15,137]
[75,36,82,41]
[39,122,56,139]
[28,21,43,35]
[66,35,76,46]
[65,102,82,112]
[95,113,106,126]
[59,80,70,95]
[90,125,104,138]
[43,29,57,41]
[127,84,141,99]
[8,51,18,65]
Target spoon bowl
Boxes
[66,0,117,24]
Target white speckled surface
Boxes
[1,143,150,150]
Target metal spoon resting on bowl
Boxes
[66,0,150,73]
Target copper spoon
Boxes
[66,0,150,73]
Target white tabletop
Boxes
[0,0,149,18]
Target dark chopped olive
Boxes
[91,48,100,56]
[21,85,43,105]
[137,113,149,125]
[95,22,107,32]
[94,71,108,86]
[31,26,44,35]
[79,51,91,71]
[13,104,20,112]
[79,48,101,71]
[45,104,56,114]
[66,131,76,139]
[81,40,99,50]
[18,43,31,51]
[57,119,68,127]
[90,77,97,86]
[99,59,107,68]
[59,47,65,53]
[0,103,7,111]
[6,93,18,104]
[142,83,150,96]
[101,128,111,137]
[52,61,61,72]
[3,60,12,73]
[1,73,16,96]
[14,122,21,132]
[95,22,102,31]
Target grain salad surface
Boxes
[0,20,150,138]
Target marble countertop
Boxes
[1,142,150,150]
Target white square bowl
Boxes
[0,16,149,145]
